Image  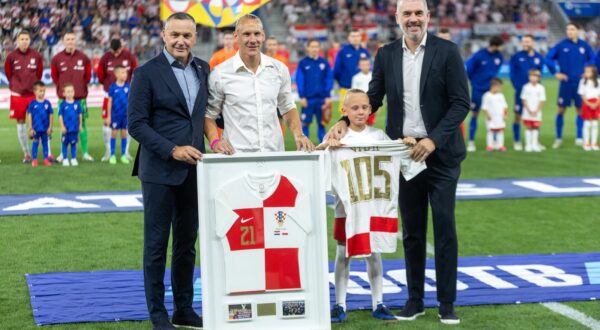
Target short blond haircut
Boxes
[235,14,263,32]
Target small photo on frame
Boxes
[281,300,306,319]
[227,303,253,322]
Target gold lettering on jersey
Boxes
[240,226,255,246]
[354,157,372,201]
[350,146,381,152]
[373,156,391,200]
[341,155,392,204]
[340,160,358,203]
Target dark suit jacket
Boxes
[368,35,470,167]
[128,52,209,185]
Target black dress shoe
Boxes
[396,299,425,320]
[172,311,203,329]
[438,303,460,325]
[152,319,176,330]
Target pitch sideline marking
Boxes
[541,302,600,330]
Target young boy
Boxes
[521,69,546,152]
[481,78,508,151]
[351,57,376,126]
[26,81,53,167]
[320,89,420,323]
[107,65,130,164]
[58,84,83,166]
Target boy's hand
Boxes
[300,98,308,108]
[28,129,35,138]
[104,118,110,126]
[61,128,67,134]
[47,128,52,135]
[326,138,342,148]
[79,125,83,132]
[402,136,417,146]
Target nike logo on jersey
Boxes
[241,217,254,223]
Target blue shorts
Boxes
[470,89,486,112]
[33,132,48,142]
[62,132,78,145]
[514,86,524,114]
[558,81,582,108]
[111,115,127,130]
[301,98,324,125]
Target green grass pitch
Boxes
[1,78,599,329]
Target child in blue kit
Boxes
[58,84,83,166]
[27,81,54,167]
[107,65,130,164]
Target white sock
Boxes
[592,121,598,146]
[532,129,539,148]
[486,130,494,149]
[525,130,532,150]
[334,244,350,309]
[497,130,504,148]
[17,124,29,154]
[366,253,383,311]
[583,121,591,146]
[125,133,131,155]
[47,137,52,156]
[103,126,111,154]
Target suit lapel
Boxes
[191,58,207,117]
[420,36,437,97]
[392,41,404,106]
[158,53,190,117]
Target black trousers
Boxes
[398,159,460,303]
[141,169,198,323]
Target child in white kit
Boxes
[481,78,508,151]
[578,65,600,151]
[521,69,546,152]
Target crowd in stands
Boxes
[0,0,162,64]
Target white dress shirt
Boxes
[351,71,372,93]
[206,52,296,152]
[402,33,428,138]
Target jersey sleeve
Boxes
[108,84,115,98]
[399,157,427,181]
[214,191,241,238]
[295,61,305,98]
[501,95,508,109]
[481,93,490,111]
[520,85,528,100]
[26,101,34,114]
[286,183,312,235]
[58,103,64,117]
[47,101,54,114]
[540,86,546,102]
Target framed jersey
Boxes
[198,152,331,330]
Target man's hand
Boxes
[300,98,308,108]
[213,139,235,155]
[402,136,417,146]
[410,138,436,163]
[555,73,568,81]
[172,146,203,165]
[324,120,348,141]
[295,134,315,152]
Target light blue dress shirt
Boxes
[163,48,201,114]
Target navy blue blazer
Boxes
[368,35,470,167]
[128,52,209,185]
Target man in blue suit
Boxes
[128,12,208,330]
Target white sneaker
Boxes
[592,144,599,151]
[552,139,562,149]
[538,144,546,151]
[467,141,476,152]
[525,145,533,152]
[533,145,542,152]
[575,138,583,147]
[583,144,592,151]
[70,158,79,166]
[101,152,111,162]
[514,143,523,151]
[62,159,70,167]
[124,153,133,161]
[82,153,94,161]
[56,154,64,163]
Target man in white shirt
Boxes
[205,14,314,154]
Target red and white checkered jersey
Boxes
[328,126,426,258]
[215,173,311,294]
